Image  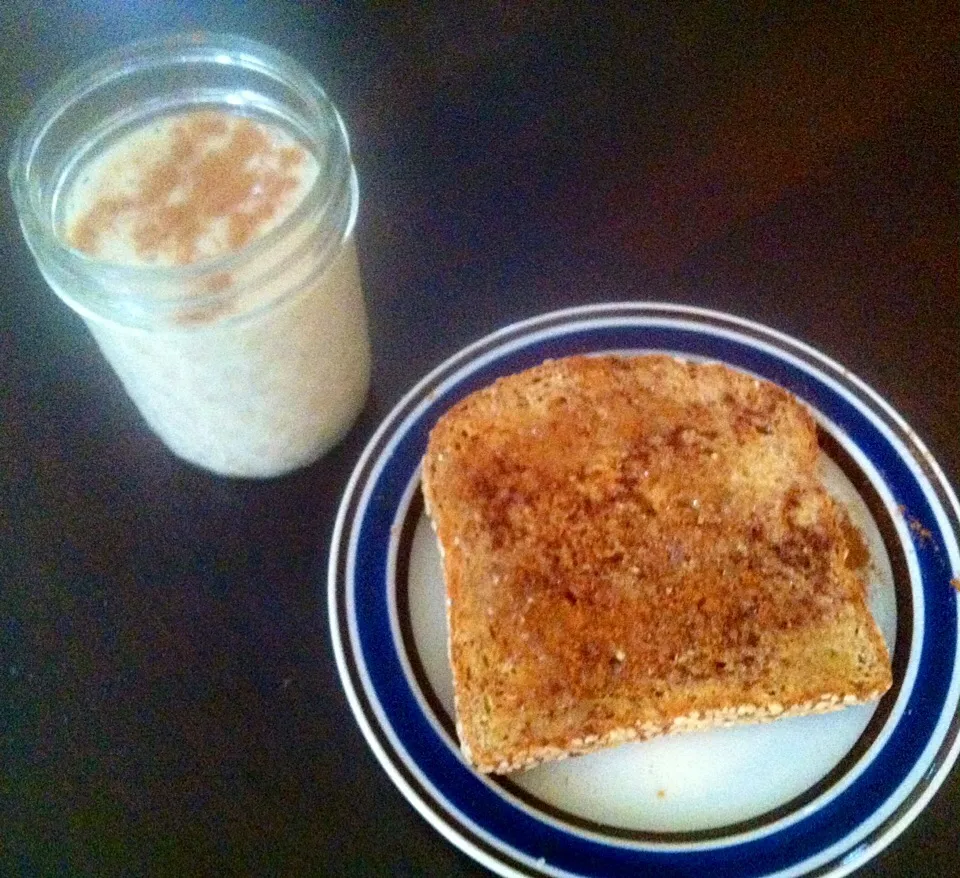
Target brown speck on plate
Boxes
[908,517,933,543]
[899,505,934,544]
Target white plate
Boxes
[330,303,960,877]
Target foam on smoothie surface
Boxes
[65,110,317,266]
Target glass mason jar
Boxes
[9,33,371,478]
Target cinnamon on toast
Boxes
[421,354,893,774]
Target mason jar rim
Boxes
[8,31,354,291]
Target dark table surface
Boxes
[3,2,957,876]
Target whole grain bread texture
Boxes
[421,354,893,774]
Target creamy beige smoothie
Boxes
[58,109,370,477]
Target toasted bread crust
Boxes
[422,355,893,773]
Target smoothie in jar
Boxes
[10,34,371,478]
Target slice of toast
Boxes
[421,354,892,774]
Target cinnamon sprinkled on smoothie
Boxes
[205,271,233,293]
[67,111,308,265]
